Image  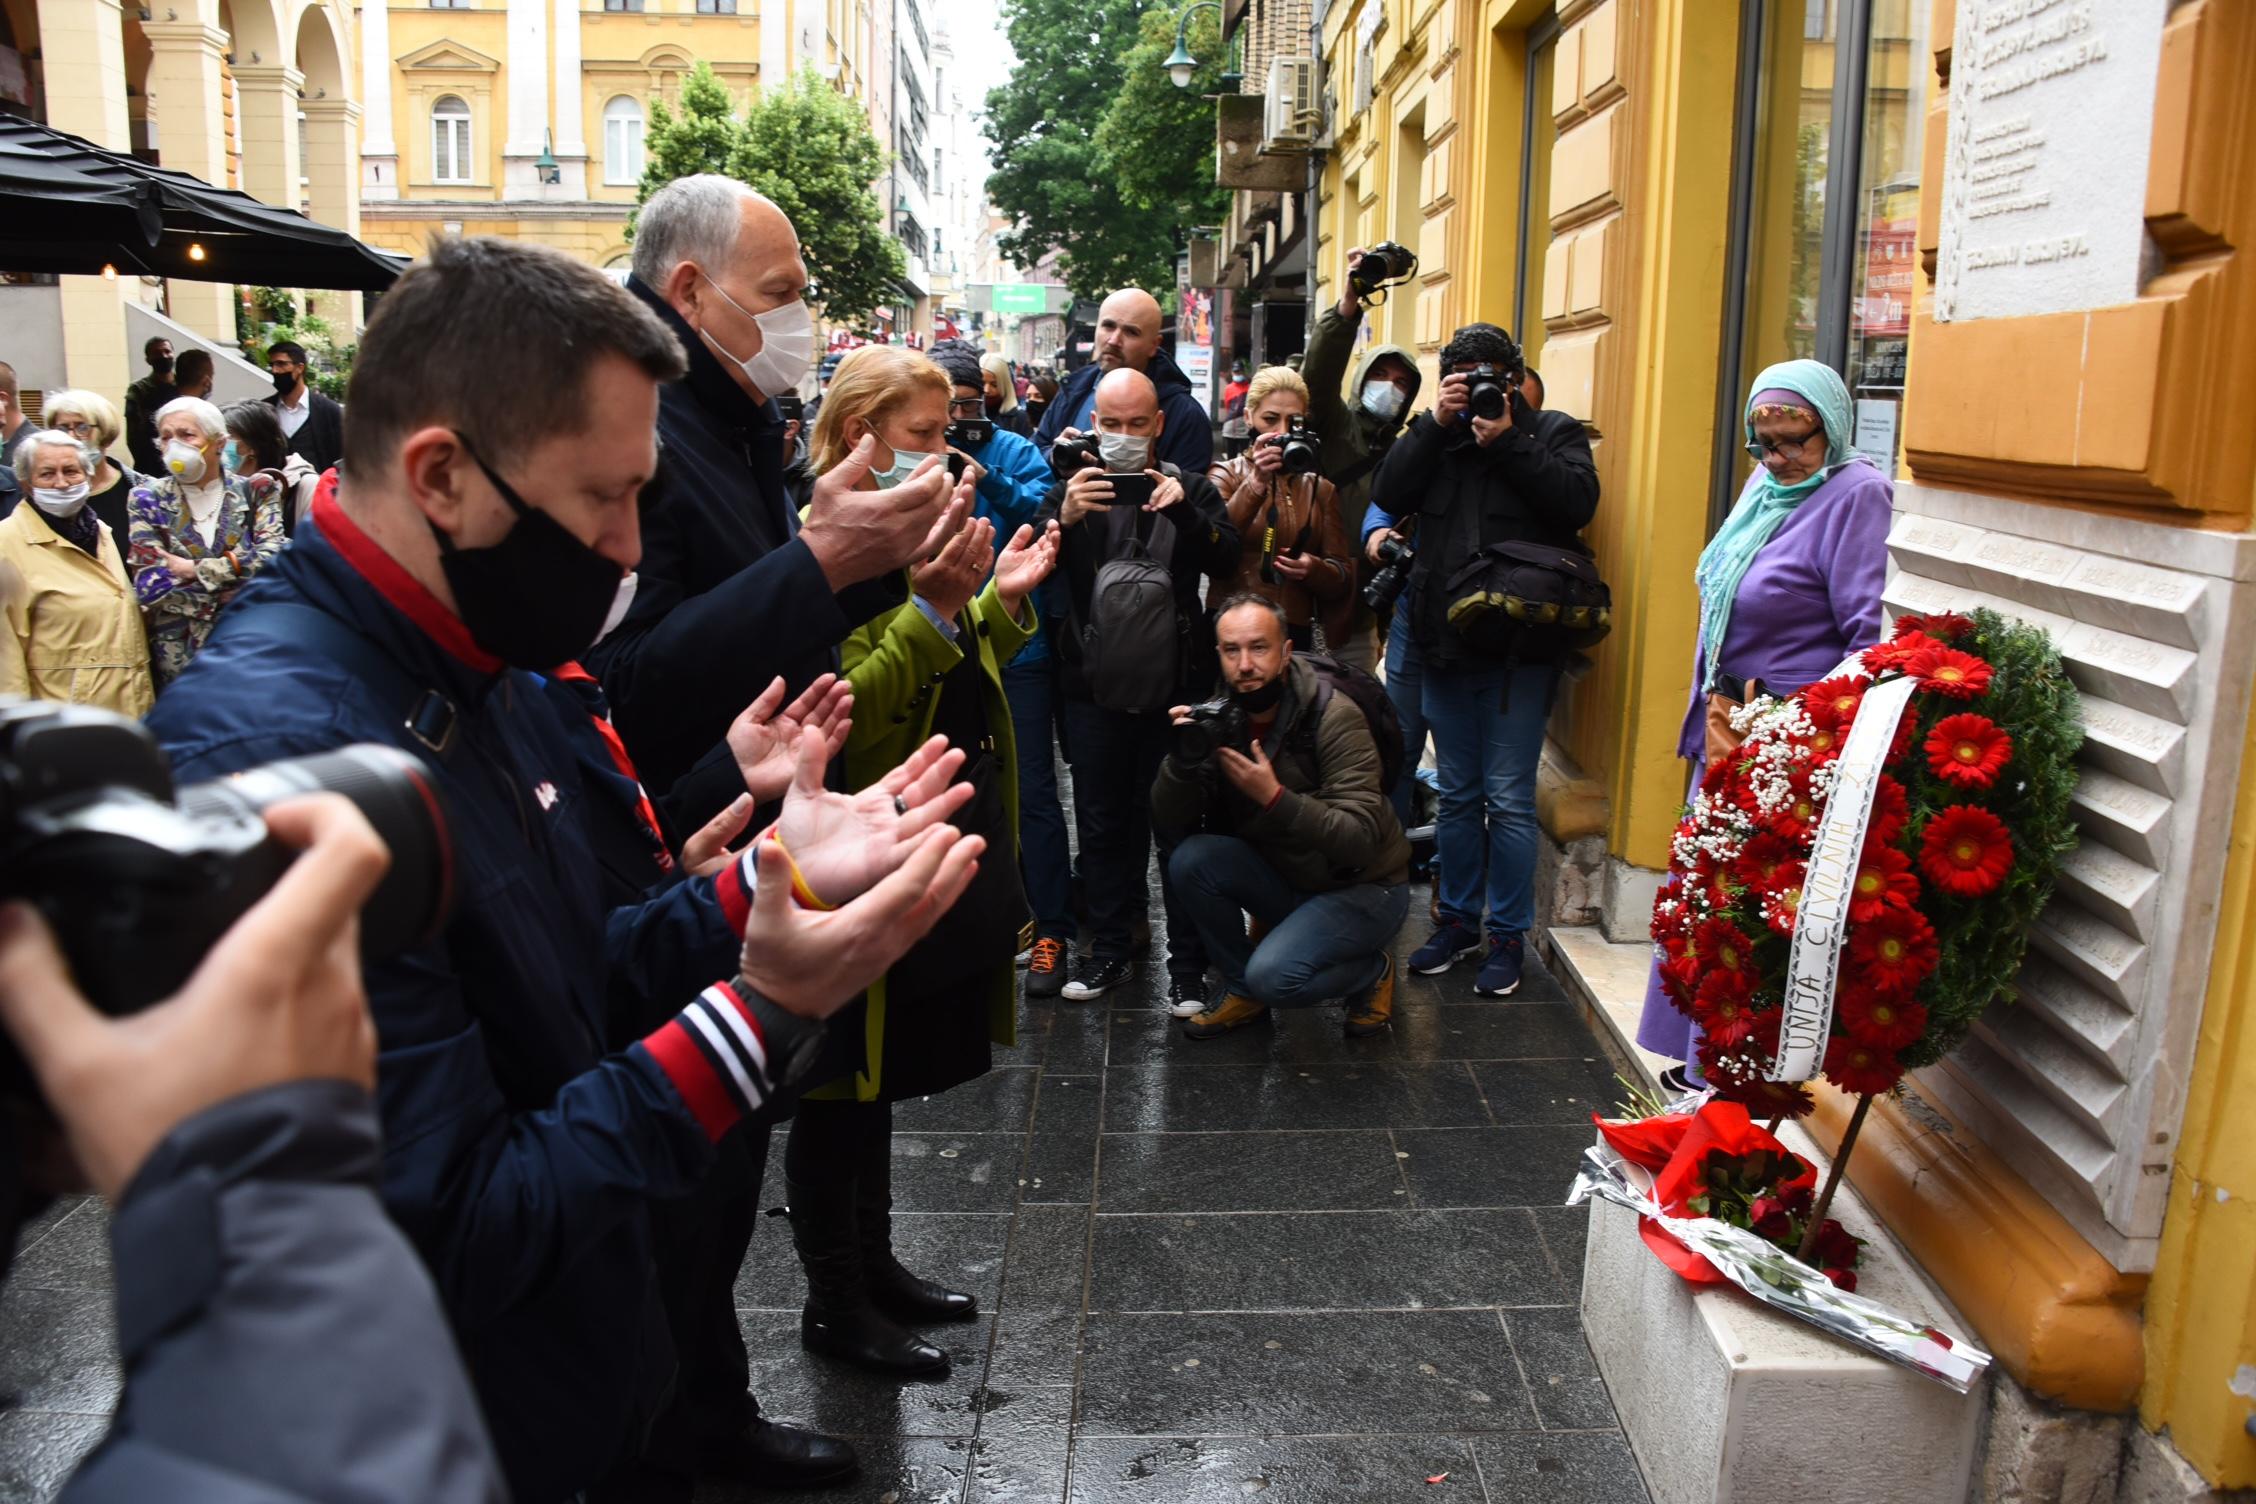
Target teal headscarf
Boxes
[1693,358,1856,691]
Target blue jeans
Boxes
[1062,698,1203,975]
[1383,608,1430,830]
[1422,660,1558,939]
[1167,834,1410,1006]
[1003,655,1074,940]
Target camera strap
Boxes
[244,603,460,763]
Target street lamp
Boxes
[535,128,561,187]
[1162,0,1240,91]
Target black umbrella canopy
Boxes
[0,115,407,291]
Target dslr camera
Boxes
[1171,697,1249,766]
[1349,242,1420,302]
[0,699,452,1021]
[1262,415,1322,477]
[1466,362,1522,423]
[1051,432,1101,478]
[946,416,994,450]
[1364,531,1416,615]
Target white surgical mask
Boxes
[872,446,935,490]
[164,439,208,484]
[1098,432,1152,473]
[594,571,639,646]
[1359,381,1408,423]
[699,273,817,399]
[31,481,90,519]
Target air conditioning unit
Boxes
[1263,56,1319,153]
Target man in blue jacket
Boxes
[1033,287,1214,476]
[147,235,986,1504]
[929,339,1080,996]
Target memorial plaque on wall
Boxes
[1932,0,2170,323]
[1882,485,2256,1271]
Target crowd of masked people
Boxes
[0,164,1897,1497]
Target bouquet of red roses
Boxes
[1651,608,2081,1120]
[1596,1099,1864,1289]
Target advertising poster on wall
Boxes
[1178,286,1216,416]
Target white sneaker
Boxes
[1166,975,1210,1018]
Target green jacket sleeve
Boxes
[1302,305,1363,435]
[969,579,1037,664]
[840,586,967,744]
[1240,693,1395,875]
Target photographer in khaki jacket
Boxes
[1152,595,1411,1042]
[0,431,154,716]
[1205,367,1357,652]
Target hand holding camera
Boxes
[1050,430,1102,479]
[1060,465,1115,526]
[1254,416,1322,478]
[1435,371,1472,426]
[1344,241,1419,312]
[1146,469,1186,514]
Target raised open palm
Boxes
[771,730,975,906]
[727,674,854,804]
[993,521,1060,611]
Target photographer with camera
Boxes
[1299,245,1425,672]
[1363,322,1598,999]
[143,236,988,1504]
[1033,287,1213,476]
[1204,367,1355,652]
[1152,595,1411,1040]
[1040,368,1239,1010]
[0,790,506,1501]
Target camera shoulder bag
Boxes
[1440,537,1612,663]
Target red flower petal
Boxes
[1918,804,2015,898]
[1904,645,1995,701]
[1847,906,1939,996]
[1837,987,1930,1051]
[1823,1035,1906,1096]
[1925,712,2013,790]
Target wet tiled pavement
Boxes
[0,900,1652,1503]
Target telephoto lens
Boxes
[1349,241,1419,299]
[1363,534,1415,614]
[1051,433,1101,478]
[0,699,453,1019]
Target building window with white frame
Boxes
[603,95,645,184]
[432,95,471,184]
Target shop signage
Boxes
[1933,0,2168,322]
[990,283,1052,314]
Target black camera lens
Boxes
[1467,364,1510,422]
[1051,434,1100,478]
[1171,718,1218,765]
[1279,417,1321,476]
[1349,241,1419,299]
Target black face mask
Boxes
[151,358,174,380]
[272,369,298,396]
[432,436,623,670]
[1230,674,1288,715]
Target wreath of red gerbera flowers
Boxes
[1926,713,2013,790]
[1919,805,2014,897]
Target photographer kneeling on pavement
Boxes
[1153,595,1411,1040]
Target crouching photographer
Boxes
[1152,595,1412,1041]
[1366,322,1599,1000]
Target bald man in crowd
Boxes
[1034,286,1214,475]
[1040,368,1239,1009]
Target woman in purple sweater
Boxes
[1635,358,1893,1088]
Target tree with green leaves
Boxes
[632,61,904,329]
[983,0,1228,300]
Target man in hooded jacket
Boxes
[1033,288,1213,476]
[1300,249,1424,673]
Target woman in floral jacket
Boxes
[129,396,284,687]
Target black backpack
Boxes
[1289,651,1406,796]
[1078,506,1186,713]
[1441,538,1612,662]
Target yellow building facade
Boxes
[361,0,875,273]
[1306,0,2255,1491]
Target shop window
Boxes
[604,0,647,12]
[1712,0,1932,524]
[696,0,740,12]
[603,95,645,184]
[432,96,471,185]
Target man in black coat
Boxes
[265,339,346,475]
[122,337,177,476]
[1040,367,1241,1012]
[1032,287,1214,476]
[587,174,963,833]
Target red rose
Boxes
[1734,833,1806,895]
[1919,805,2015,897]
[1847,845,1919,924]
[1905,644,1995,700]
[1803,676,1866,730]
[1823,1266,1860,1292]
[1808,1217,1864,1269]
[1823,1035,1906,1096]
[1838,987,1929,1051]
[1866,775,1910,845]
[1847,906,1938,996]
[1864,630,1939,673]
[1926,713,2013,790]
[1748,1195,1793,1241]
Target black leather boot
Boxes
[696,1416,859,1489]
[857,1154,978,1325]
[785,1174,950,1379]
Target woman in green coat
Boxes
[784,346,1061,1381]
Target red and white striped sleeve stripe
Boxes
[641,980,775,1140]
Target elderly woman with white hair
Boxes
[42,387,140,542]
[128,394,283,686]
[0,429,155,713]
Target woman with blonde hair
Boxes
[979,351,1030,436]
[41,388,138,541]
[786,342,1061,1379]
[1205,365,1356,651]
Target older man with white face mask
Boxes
[588,174,971,831]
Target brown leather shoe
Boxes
[1343,954,1396,1037]
[1182,992,1270,1039]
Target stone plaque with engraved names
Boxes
[1884,483,2256,1270]
[1932,0,2170,323]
